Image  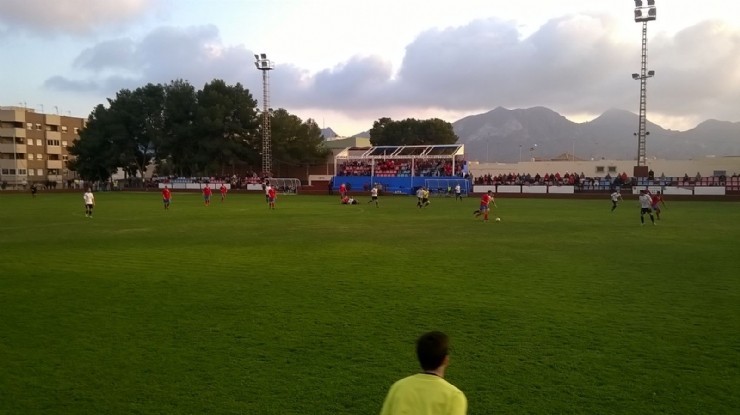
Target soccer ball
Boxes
[495,217,501,222]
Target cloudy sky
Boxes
[1,0,739,135]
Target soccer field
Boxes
[1,192,738,414]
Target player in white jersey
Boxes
[454,184,463,201]
[83,188,95,218]
[610,190,623,212]
[368,185,379,207]
[638,190,655,225]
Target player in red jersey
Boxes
[339,183,347,199]
[473,190,496,222]
[267,186,277,209]
[651,190,666,220]
[162,186,172,210]
[220,184,228,202]
[203,185,212,206]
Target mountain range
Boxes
[340,107,740,162]
[453,107,740,162]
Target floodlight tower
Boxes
[254,53,274,177]
[632,0,656,169]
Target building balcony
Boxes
[0,127,26,138]
[0,143,26,154]
[1,159,28,169]
[46,145,62,155]
[46,160,63,169]
[45,114,61,126]
[0,108,26,123]
[45,130,61,140]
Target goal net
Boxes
[424,178,470,197]
[267,178,301,195]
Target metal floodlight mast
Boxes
[632,0,657,166]
[254,53,274,177]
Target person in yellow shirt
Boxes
[421,187,430,207]
[379,331,467,415]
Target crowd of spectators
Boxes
[474,171,633,190]
[151,172,264,189]
[472,170,740,190]
[337,159,466,177]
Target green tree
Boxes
[67,105,120,183]
[270,109,331,176]
[369,117,458,146]
[96,84,166,185]
[194,79,260,176]
[71,79,336,180]
[160,80,199,176]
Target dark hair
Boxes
[416,331,449,371]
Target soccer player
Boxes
[639,190,655,225]
[379,331,467,415]
[421,187,430,208]
[203,184,212,206]
[610,189,623,212]
[368,185,379,207]
[220,184,228,202]
[267,185,277,210]
[473,190,496,222]
[264,181,270,203]
[454,184,463,201]
[83,188,95,218]
[31,183,38,198]
[416,187,425,208]
[162,185,172,210]
[651,190,666,220]
[339,182,347,199]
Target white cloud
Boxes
[0,0,160,35]
[43,15,740,133]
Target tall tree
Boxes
[270,109,331,175]
[105,84,166,183]
[195,79,260,175]
[369,117,458,146]
[67,105,120,183]
[161,80,198,176]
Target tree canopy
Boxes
[369,117,458,146]
[68,79,329,182]
[270,108,331,174]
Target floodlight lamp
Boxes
[648,8,656,18]
[260,53,267,59]
[647,70,655,76]
[254,54,259,60]
[632,73,640,79]
[634,10,643,20]
[647,0,655,5]
[254,62,260,69]
[634,0,643,6]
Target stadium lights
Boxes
[631,0,657,169]
[634,0,657,22]
[254,53,274,177]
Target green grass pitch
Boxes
[1,191,738,414]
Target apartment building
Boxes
[0,106,85,189]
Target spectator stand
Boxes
[333,144,469,195]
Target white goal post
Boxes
[267,178,301,195]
